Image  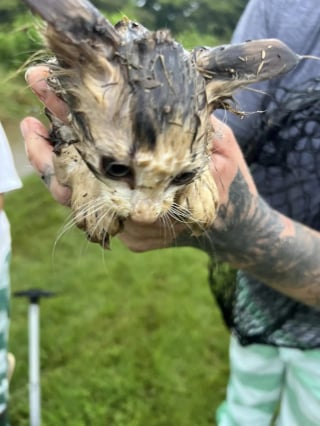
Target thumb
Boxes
[20,117,71,205]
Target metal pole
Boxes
[29,302,41,426]
[14,289,56,426]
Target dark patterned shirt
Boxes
[216,0,320,349]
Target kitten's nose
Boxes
[131,200,159,223]
[130,209,158,223]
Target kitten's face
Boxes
[50,34,217,246]
[70,77,209,224]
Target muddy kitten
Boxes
[23,0,300,248]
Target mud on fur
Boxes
[22,0,301,248]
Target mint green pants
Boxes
[216,335,320,426]
[0,212,11,425]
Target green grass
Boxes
[7,174,232,426]
[0,68,40,124]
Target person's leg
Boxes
[217,335,284,426]
[0,212,11,426]
[276,347,320,426]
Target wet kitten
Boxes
[23,0,300,247]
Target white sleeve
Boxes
[0,122,23,193]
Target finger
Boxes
[25,65,70,123]
[210,115,236,153]
[21,116,52,173]
[20,117,71,205]
[210,115,258,197]
[118,218,186,252]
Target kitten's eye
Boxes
[101,157,132,179]
[171,171,196,186]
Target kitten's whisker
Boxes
[52,207,86,258]
[169,203,194,224]
[160,213,177,245]
[53,196,107,258]
[88,204,116,240]
[72,197,107,221]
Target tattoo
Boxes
[207,170,320,308]
[41,165,55,188]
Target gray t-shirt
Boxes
[217,0,320,349]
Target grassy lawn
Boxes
[6,174,232,425]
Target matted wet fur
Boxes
[22,0,301,248]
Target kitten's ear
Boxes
[22,0,121,65]
[193,39,301,110]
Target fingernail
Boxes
[25,67,48,102]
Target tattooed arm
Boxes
[207,129,320,307]
[22,66,320,307]
[212,186,320,308]
[209,118,320,302]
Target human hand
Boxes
[21,66,71,205]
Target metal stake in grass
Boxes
[14,289,56,426]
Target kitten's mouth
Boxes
[86,215,127,249]
[86,230,110,249]
[129,211,159,224]
[129,196,164,223]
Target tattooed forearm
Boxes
[204,170,320,308]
